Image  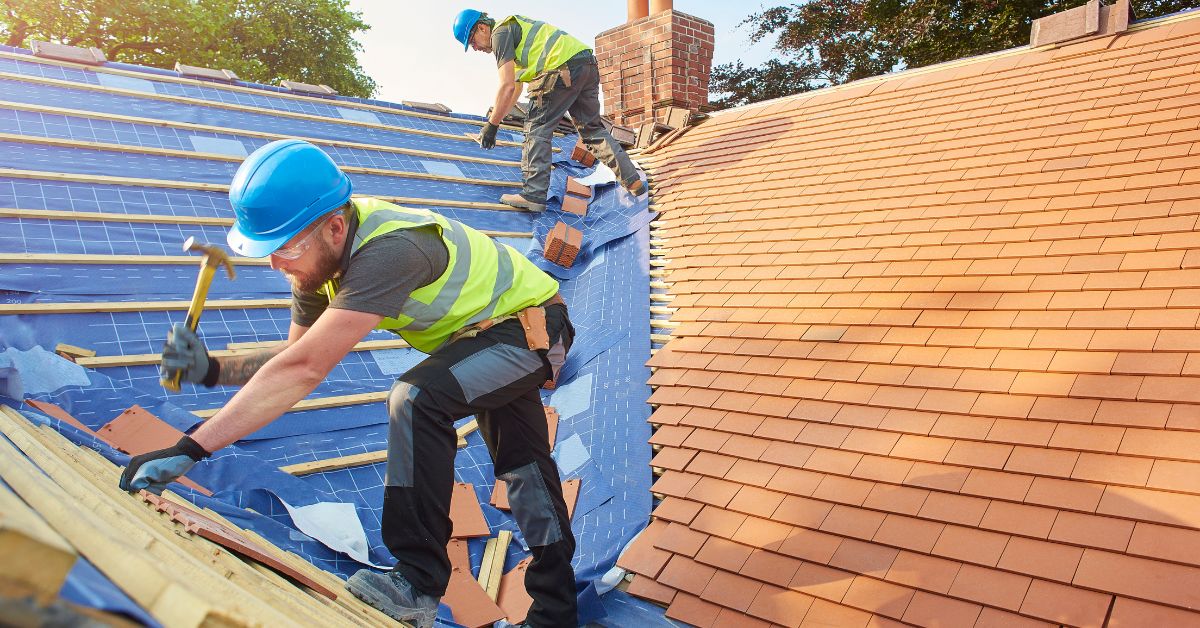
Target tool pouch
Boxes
[516,307,550,351]
[526,71,559,108]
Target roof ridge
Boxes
[709,7,1200,120]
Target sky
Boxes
[346,1,778,115]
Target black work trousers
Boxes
[381,303,577,627]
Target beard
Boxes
[282,238,342,293]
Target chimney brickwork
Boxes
[594,10,714,129]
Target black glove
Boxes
[118,435,211,494]
[161,323,219,387]
[479,122,498,150]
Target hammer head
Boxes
[183,236,236,280]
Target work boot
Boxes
[346,569,439,628]
[624,177,647,197]
[500,193,547,213]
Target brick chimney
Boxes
[594,0,714,129]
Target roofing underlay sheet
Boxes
[0,44,664,626]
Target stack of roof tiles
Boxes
[544,221,583,268]
[630,10,1200,627]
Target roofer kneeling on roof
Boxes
[118,139,579,628]
[454,8,646,212]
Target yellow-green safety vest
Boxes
[499,15,591,83]
[321,198,559,353]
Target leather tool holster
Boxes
[517,307,550,351]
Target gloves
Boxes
[161,323,218,386]
[118,434,211,494]
[478,122,498,150]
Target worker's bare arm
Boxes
[215,321,312,385]
[489,60,520,125]
[192,308,383,452]
[216,344,287,386]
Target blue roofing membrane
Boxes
[0,45,661,626]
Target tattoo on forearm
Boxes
[217,345,287,386]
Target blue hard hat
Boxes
[453,9,483,51]
[226,139,352,258]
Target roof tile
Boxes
[658,555,718,596]
[978,500,1057,538]
[901,591,983,627]
[949,563,1033,611]
[886,550,962,595]
[802,598,873,628]
[746,583,814,627]
[701,569,763,613]
[653,497,705,525]
[998,535,1084,583]
[841,576,915,620]
[829,539,899,578]
[692,505,749,539]
[872,514,946,554]
[665,592,722,628]
[1019,578,1112,627]
[932,525,1011,567]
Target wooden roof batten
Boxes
[627,5,1200,627]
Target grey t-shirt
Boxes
[291,224,449,327]
[492,21,519,68]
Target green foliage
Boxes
[711,0,1196,108]
[0,0,376,97]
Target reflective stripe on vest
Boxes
[500,15,590,82]
[323,198,559,353]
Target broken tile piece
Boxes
[450,482,491,538]
[496,556,534,624]
[444,566,505,628]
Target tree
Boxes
[0,0,377,98]
[711,0,1196,108]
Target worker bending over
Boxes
[120,140,579,628]
[454,8,645,212]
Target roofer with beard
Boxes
[119,139,579,627]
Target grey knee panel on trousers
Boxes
[498,462,563,547]
[386,381,421,487]
[448,342,544,403]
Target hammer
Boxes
[161,237,236,391]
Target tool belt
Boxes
[448,293,568,388]
[526,67,572,108]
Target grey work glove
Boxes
[479,122,499,150]
[118,434,211,494]
[161,323,219,386]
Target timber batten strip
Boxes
[0,70,527,148]
[0,208,533,240]
[0,99,522,167]
[281,421,479,475]
[0,132,520,188]
[0,298,287,315]
[0,48,559,139]
[0,169,516,211]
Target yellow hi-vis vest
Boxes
[499,15,591,83]
[321,198,559,353]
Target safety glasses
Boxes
[271,211,341,260]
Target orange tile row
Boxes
[645,463,1200,616]
[649,31,1200,167]
[647,95,1199,202]
[648,374,1200,465]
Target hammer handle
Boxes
[161,264,219,391]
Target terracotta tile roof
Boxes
[632,11,1200,626]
